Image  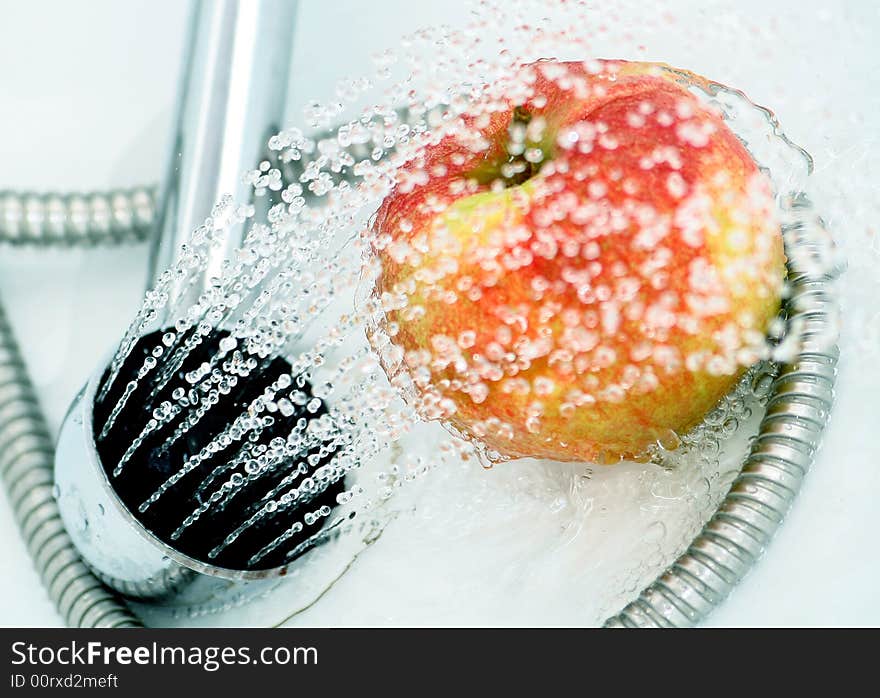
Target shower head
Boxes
[54,328,344,600]
[52,0,319,600]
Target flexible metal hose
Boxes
[605,265,838,627]
[0,187,156,246]
[0,220,144,627]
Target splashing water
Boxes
[92,0,849,624]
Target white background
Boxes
[0,0,877,626]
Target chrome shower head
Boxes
[55,328,344,599]
[52,0,319,601]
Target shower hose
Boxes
[0,185,838,628]
[0,186,155,628]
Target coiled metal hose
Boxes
[0,188,151,627]
[0,187,156,247]
[605,261,839,625]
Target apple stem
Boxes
[505,106,541,186]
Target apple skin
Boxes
[371,59,784,463]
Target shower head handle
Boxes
[148,0,297,303]
[54,0,300,600]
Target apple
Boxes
[370,59,784,463]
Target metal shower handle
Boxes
[149,0,297,297]
[52,0,300,601]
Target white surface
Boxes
[0,0,877,627]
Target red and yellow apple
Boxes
[370,59,784,463]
